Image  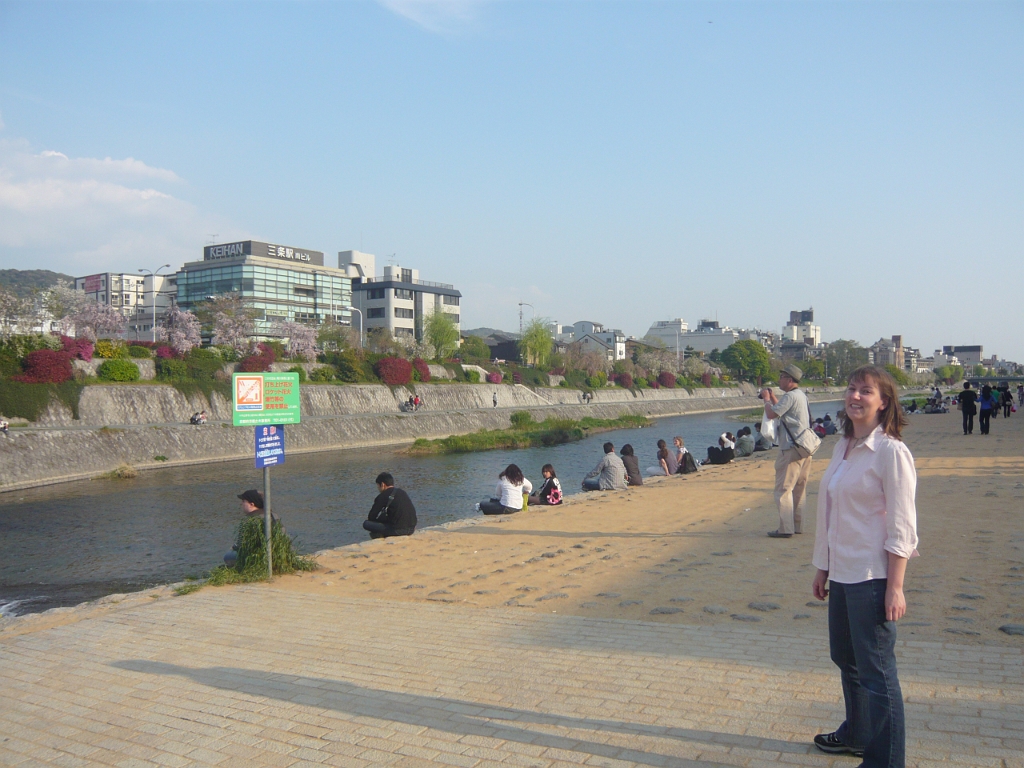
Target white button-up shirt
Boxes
[812,425,919,584]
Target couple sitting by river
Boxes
[478,464,564,514]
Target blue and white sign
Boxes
[255,425,285,469]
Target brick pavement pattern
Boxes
[1,588,1022,768]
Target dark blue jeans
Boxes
[829,579,905,768]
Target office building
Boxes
[175,241,352,337]
[75,272,176,340]
[340,251,460,342]
[644,319,690,352]
[782,308,822,348]
[942,345,983,365]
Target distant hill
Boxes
[462,327,519,340]
[0,269,75,298]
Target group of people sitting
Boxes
[189,411,208,425]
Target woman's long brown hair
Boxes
[840,365,908,440]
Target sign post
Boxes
[254,425,286,579]
[233,372,300,580]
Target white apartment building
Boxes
[644,319,689,352]
[782,308,822,348]
[340,251,461,342]
[75,272,176,339]
[680,320,740,355]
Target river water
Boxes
[0,402,841,617]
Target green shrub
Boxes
[510,411,534,430]
[94,339,129,359]
[128,346,152,359]
[0,334,61,359]
[466,369,481,383]
[156,358,189,379]
[309,366,335,383]
[207,516,317,584]
[185,347,224,381]
[635,377,648,388]
[97,359,141,382]
[0,381,84,421]
[0,353,21,380]
[288,365,307,383]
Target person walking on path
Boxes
[1001,386,1013,418]
[958,382,977,435]
[492,392,498,408]
[363,472,417,538]
[811,365,918,767]
[978,385,998,435]
[761,364,814,538]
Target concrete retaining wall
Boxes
[0,381,845,492]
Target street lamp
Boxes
[139,265,172,343]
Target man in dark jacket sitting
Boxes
[363,472,417,539]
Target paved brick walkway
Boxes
[1,588,1021,767]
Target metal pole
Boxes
[263,466,273,580]
[350,308,363,348]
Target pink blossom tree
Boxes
[274,321,319,362]
[204,295,257,354]
[73,300,126,341]
[158,305,202,355]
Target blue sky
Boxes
[1,1,1021,361]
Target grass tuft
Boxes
[103,464,138,479]
[206,516,318,587]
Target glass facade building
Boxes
[176,241,352,337]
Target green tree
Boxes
[708,348,722,364]
[719,340,771,380]
[884,364,910,386]
[425,311,460,361]
[519,318,554,366]
[459,334,491,360]
[801,358,825,380]
[825,340,869,381]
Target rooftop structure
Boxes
[340,251,460,343]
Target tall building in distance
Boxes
[782,308,821,347]
[175,240,352,337]
[340,251,461,342]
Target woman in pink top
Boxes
[811,366,918,767]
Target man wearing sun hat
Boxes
[761,364,813,538]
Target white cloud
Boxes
[0,138,235,275]
[378,0,483,34]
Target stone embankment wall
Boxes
[0,382,843,492]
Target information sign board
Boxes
[232,372,301,427]
[255,425,285,469]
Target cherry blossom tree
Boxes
[274,321,318,362]
[0,286,36,339]
[72,300,126,341]
[40,283,88,336]
[157,305,202,355]
[203,295,257,354]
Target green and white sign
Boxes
[232,372,301,427]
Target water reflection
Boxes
[0,402,840,615]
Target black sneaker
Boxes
[813,731,863,757]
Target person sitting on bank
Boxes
[528,464,563,506]
[734,426,755,457]
[582,442,628,491]
[822,414,837,435]
[753,422,773,452]
[646,438,677,476]
[480,464,533,514]
[224,489,278,567]
[620,444,643,486]
[363,472,417,538]
[703,433,736,465]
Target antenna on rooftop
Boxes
[207,234,219,244]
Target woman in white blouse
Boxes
[479,464,533,515]
[811,366,917,767]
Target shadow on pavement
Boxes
[111,660,814,766]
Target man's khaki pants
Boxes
[774,448,812,535]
